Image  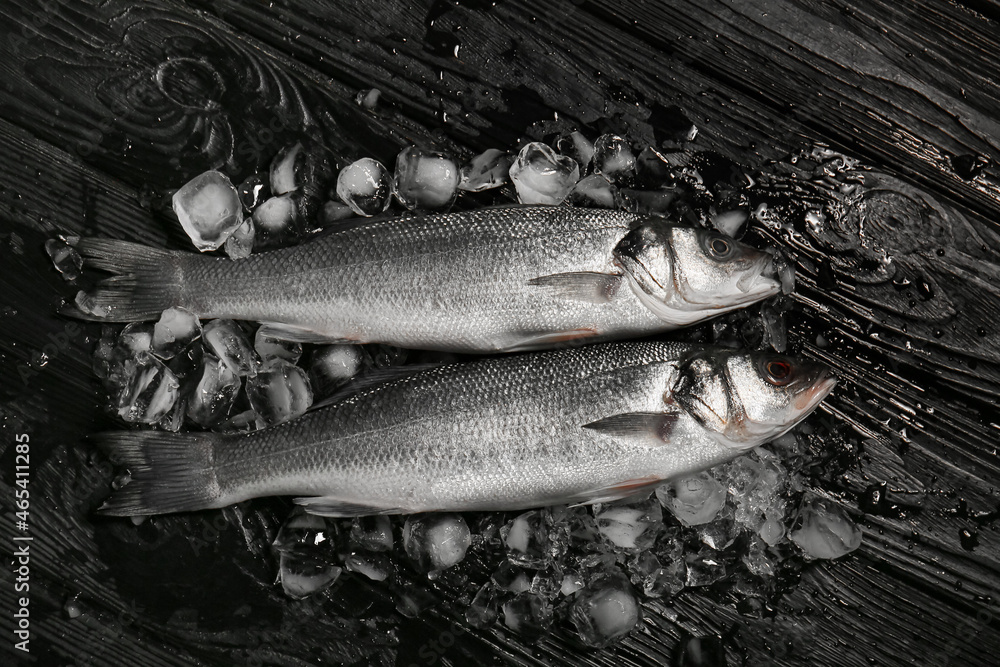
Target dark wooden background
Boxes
[1,1,999,665]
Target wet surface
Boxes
[1,1,1000,666]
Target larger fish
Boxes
[64,206,780,353]
[94,342,835,517]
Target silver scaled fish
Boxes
[94,342,835,517]
[64,206,780,353]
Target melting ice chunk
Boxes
[502,593,552,641]
[356,87,381,110]
[569,569,641,648]
[685,546,727,587]
[320,201,354,226]
[789,496,862,559]
[555,131,595,174]
[350,515,393,552]
[402,513,471,572]
[252,195,299,245]
[503,509,562,568]
[277,552,342,599]
[594,495,664,551]
[658,472,727,526]
[458,149,514,192]
[152,307,201,360]
[345,551,392,581]
[617,188,677,215]
[309,344,366,397]
[336,157,392,217]
[674,635,727,667]
[466,583,499,628]
[568,174,617,208]
[560,571,585,596]
[238,172,270,211]
[509,142,580,205]
[491,561,532,594]
[697,506,741,551]
[224,218,255,259]
[202,319,257,376]
[246,359,313,425]
[172,171,244,251]
[393,147,460,209]
[270,142,304,196]
[45,237,83,281]
[186,353,240,427]
[627,551,685,599]
[273,510,341,599]
[254,328,302,367]
[593,134,636,182]
[635,147,671,188]
[116,353,180,425]
[713,209,748,238]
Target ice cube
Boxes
[593,135,636,182]
[758,513,785,546]
[617,188,677,215]
[394,582,437,618]
[491,561,532,594]
[503,509,564,568]
[152,307,202,360]
[172,170,244,251]
[569,569,641,648]
[635,147,671,188]
[116,353,180,425]
[270,142,304,196]
[202,319,257,376]
[458,149,514,192]
[345,551,392,581]
[697,506,741,551]
[64,596,83,620]
[254,328,302,367]
[320,200,355,226]
[502,593,552,641]
[336,158,392,217]
[238,172,271,211]
[367,343,407,368]
[568,174,617,208]
[356,87,381,110]
[685,546,727,587]
[555,131,595,174]
[277,551,342,599]
[760,303,787,353]
[509,142,580,205]
[712,209,748,237]
[120,322,154,355]
[789,496,862,559]
[594,495,663,551]
[273,508,335,552]
[224,218,255,259]
[158,395,186,432]
[627,551,685,599]
[466,582,499,628]
[560,571,585,596]
[215,409,265,433]
[186,353,240,427]
[742,535,777,578]
[350,515,393,552]
[727,451,787,532]
[402,513,471,572]
[45,237,83,281]
[252,195,299,244]
[658,472,727,526]
[245,359,313,425]
[309,344,366,398]
[393,147,460,209]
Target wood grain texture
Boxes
[1,1,998,666]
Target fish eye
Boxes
[702,232,736,261]
[763,359,793,386]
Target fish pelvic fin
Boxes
[582,411,679,444]
[294,496,407,517]
[257,322,364,345]
[501,327,601,352]
[91,430,222,516]
[527,271,623,304]
[59,238,184,322]
[566,475,665,507]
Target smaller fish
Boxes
[92,343,835,517]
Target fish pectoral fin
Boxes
[566,475,665,506]
[294,496,405,517]
[502,328,601,352]
[257,322,363,345]
[582,412,679,445]
[528,271,623,304]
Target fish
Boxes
[63,206,781,353]
[93,342,836,517]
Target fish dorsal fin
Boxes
[528,271,623,304]
[294,496,406,517]
[310,363,445,410]
[582,411,679,444]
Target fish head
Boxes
[614,222,781,322]
[671,349,836,450]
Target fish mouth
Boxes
[794,371,838,412]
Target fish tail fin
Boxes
[60,238,186,321]
[92,430,223,516]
